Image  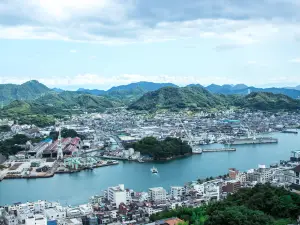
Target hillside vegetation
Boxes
[0,92,118,127]
[151,184,300,225]
[129,86,230,111]
[129,86,300,111]
[125,137,192,160]
[0,80,50,104]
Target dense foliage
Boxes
[48,128,85,140]
[129,86,300,111]
[0,134,30,156]
[150,184,300,225]
[0,125,11,132]
[125,137,192,160]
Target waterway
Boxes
[0,132,299,206]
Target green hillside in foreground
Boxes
[151,184,300,225]
[129,86,300,111]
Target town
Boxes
[1,108,300,181]
[0,150,300,225]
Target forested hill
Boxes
[129,86,230,110]
[0,80,50,104]
[129,86,300,111]
[0,92,118,127]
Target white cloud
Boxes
[3,73,300,89]
[70,49,77,53]
[290,58,300,63]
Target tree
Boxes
[205,206,274,225]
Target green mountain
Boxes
[0,80,50,104]
[77,81,178,104]
[129,86,229,110]
[129,86,300,111]
[0,92,118,126]
[237,92,300,110]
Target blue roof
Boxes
[42,138,52,143]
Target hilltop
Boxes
[0,92,118,126]
[0,80,50,104]
[129,86,229,111]
[129,86,300,111]
[77,81,178,103]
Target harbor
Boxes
[0,131,299,206]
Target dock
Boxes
[202,148,236,152]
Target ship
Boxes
[151,166,158,174]
[231,137,278,145]
[192,146,203,154]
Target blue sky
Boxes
[1,0,300,90]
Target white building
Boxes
[192,184,205,195]
[170,186,185,199]
[144,207,163,216]
[148,187,167,202]
[45,208,66,221]
[25,215,47,225]
[107,184,127,207]
[4,213,18,225]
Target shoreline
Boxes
[1,161,119,181]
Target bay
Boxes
[0,132,299,206]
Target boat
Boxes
[151,166,158,174]
[192,146,203,154]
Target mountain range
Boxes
[129,86,300,111]
[77,81,178,103]
[1,80,300,115]
[205,84,300,99]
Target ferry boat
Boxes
[151,167,158,174]
[192,146,203,154]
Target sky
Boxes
[1,0,300,90]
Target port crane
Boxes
[177,118,202,154]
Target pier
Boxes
[202,148,236,152]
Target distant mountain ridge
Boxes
[204,84,300,99]
[77,81,178,103]
[0,80,50,104]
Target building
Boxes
[222,181,241,193]
[148,187,167,202]
[107,184,127,207]
[45,208,66,221]
[170,186,185,199]
[229,168,239,179]
[25,215,47,225]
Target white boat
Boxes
[192,146,203,154]
[151,166,158,174]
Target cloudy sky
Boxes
[1,0,300,90]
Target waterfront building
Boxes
[148,187,167,202]
[170,186,185,199]
[25,214,47,225]
[228,168,239,179]
[107,184,127,207]
[45,208,66,221]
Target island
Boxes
[125,137,192,161]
